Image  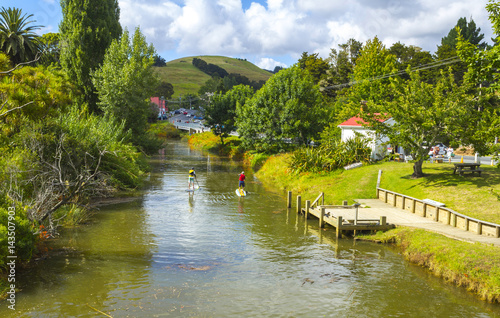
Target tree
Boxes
[298,52,329,84]
[455,0,500,156]
[154,81,174,99]
[361,68,474,178]
[39,32,60,66]
[338,37,397,120]
[236,65,326,153]
[388,42,435,83]
[92,27,160,151]
[153,54,166,67]
[59,0,122,112]
[441,17,487,50]
[436,17,488,84]
[205,85,254,145]
[0,7,42,65]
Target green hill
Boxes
[154,55,273,98]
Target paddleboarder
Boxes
[238,171,245,193]
[188,167,197,190]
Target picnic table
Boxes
[453,163,482,176]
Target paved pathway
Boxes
[354,199,500,247]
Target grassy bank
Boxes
[359,228,500,302]
[188,132,244,159]
[256,154,500,302]
[256,155,500,224]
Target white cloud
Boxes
[256,57,287,70]
[116,0,495,66]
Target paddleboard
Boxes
[235,189,246,197]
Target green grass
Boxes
[360,228,500,302]
[257,157,500,224]
[155,56,272,98]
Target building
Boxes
[150,96,168,119]
[338,115,401,160]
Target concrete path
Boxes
[354,199,500,247]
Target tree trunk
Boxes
[412,160,424,178]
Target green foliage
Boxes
[92,27,161,153]
[288,136,371,173]
[0,7,42,64]
[0,206,37,269]
[39,32,60,66]
[298,52,329,84]
[59,0,122,112]
[0,63,74,137]
[236,65,326,153]
[362,68,473,177]
[205,84,254,145]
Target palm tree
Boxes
[0,7,43,65]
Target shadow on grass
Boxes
[410,164,500,190]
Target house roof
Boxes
[338,114,390,128]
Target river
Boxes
[3,141,500,317]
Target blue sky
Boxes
[2,0,495,70]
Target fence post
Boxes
[336,216,343,239]
[319,207,325,228]
[287,191,292,208]
[296,195,301,214]
[305,200,310,219]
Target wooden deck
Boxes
[302,206,394,238]
[293,192,395,238]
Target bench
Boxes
[422,199,446,207]
[458,169,483,176]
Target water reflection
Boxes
[2,141,499,317]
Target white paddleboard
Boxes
[235,189,246,197]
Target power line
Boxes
[323,56,462,90]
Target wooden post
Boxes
[296,195,301,214]
[376,170,382,196]
[380,216,386,226]
[411,199,416,214]
[422,203,427,217]
[321,192,325,206]
[354,203,361,225]
[392,193,397,207]
[287,191,292,208]
[465,218,470,231]
[452,214,457,227]
[319,207,325,228]
[447,211,451,225]
[402,196,406,210]
[477,222,482,235]
[384,190,388,203]
[496,226,500,238]
[342,200,348,206]
[434,207,439,222]
[305,200,310,219]
[336,216,343,239]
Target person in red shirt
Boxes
[238,171,245,192]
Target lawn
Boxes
[256,156,500,225]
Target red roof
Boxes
[338,114,390,127]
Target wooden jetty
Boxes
[290,192,395,239]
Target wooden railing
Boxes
[376,187,500,238]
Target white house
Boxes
[338,116,401,160]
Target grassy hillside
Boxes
[154,55,273,98]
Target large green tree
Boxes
[337,37,397,120]
[362,68,474,178]
[205,84,254,145]
[456,0,500,156]
[236,65,326,153]
[436,17,488,84]
[0,7,42,65]
[59,0,122,112]
[92,27,159,151]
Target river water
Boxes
[3,141,500,317]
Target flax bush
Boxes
[289,136,371,173]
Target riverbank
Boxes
[253,153,500,302]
